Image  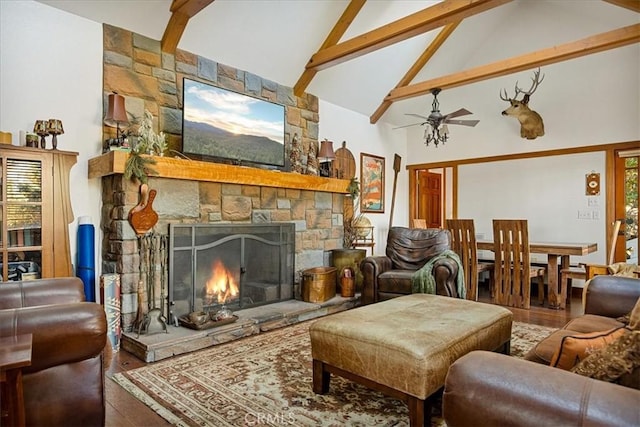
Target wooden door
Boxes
[417,171,442,228]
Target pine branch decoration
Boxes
[123,109,162,183]
[124,153,157,184]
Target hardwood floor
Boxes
[104,290,584,426]
[105,351,172,426]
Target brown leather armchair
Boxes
[360,227,460,305]
[443,275,640,427]
[0,277,107,427]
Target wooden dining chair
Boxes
[445,219,494,301]
[492,219,545,309]
[411,219,427,228]
[559,220,622,306]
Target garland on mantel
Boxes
[124,110,162,184]
[124,154,156,185]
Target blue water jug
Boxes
[77,216,96,302]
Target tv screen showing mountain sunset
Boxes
[182,78,285,168]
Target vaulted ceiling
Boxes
[39,0,639,127]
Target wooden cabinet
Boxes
[0,146,77,280]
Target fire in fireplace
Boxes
[168,223,294,324]
[204,259,239,306]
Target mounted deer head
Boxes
[500,68,545,140]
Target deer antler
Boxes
[500,68,545,102]
[499,88,511,102]
[515,68,545,97]
[500,80,525,101]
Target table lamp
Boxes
[33,120,48,149]
[104,92,129,146]
[318,139,336,177]
[46,119,64,150]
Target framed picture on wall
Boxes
[360,153,385,213]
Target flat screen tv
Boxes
[182,78,286,169]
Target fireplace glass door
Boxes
[169,223,294,322]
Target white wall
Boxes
[404,3,639,270]
[319,100,408,255]
[406,46,639,162]
[0,1,103,296]
[459,152,606,265]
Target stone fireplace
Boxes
[97,24,352,333]
[91,152,350,332]
[168,223,295,323]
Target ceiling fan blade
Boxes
[444,119,480,127]
[393,122,426,130]
[443,108,473,119]
[405,113,429,120]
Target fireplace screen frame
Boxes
[168,223,295,323]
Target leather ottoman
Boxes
[309,293,513,427]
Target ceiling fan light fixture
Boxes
[424,125,447,148]
[401,88,477,148]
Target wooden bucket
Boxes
[302,267,336,303]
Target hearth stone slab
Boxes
[121,294,360,362]
[244,281,279,302]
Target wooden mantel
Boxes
[88,151,350,193]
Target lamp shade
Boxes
[104,92,128,127]
[46,119,64,135]
[318,139,336,162]
[33,120,48,135]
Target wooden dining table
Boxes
[477,240,598,309]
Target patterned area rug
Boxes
[113,320,556,426]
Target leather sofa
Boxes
[0,277,107,427]
[524,275,640,368]
[442,275,640,427]
[361,227,460,305]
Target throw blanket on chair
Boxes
[411,249,466,299]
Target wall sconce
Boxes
[46,119,64,150]
[33,120,48,149]
[318,139,336,177]
[104,92,129,147]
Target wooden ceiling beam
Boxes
[305,0,511,72]
[161,0,215,54]
[386,23,640,103]
[170,0,212,15]
[602,0,640,13]
[369,20,461,124]
[294,0,366,97]
[162,12,190,54]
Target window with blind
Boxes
[0,151,49,281]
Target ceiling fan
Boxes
[395,88,479,147]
